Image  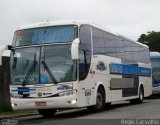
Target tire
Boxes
[105,102,111,109]
[87,88,105,112]
[130,86,144,104]
[38,109,57,118]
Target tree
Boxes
[137,31,160,52]
[0,56,12,112]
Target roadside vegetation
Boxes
[138,31,160,52]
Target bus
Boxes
[9,20,152,117]
[150,52,160,95]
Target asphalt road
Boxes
[2,96,160,125]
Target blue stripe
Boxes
[12,88,36,92]
[109,63,151,76]
[150,56,160,59]
[153,83,160,87]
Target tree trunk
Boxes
[0,56,12,111]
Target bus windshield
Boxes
[10,44,77,85]
[151,58,160,83]
[12,25,77,47]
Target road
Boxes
[1,97,160,125]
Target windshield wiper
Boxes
[22,55,38,86]
[41,52,58,84]
[41,61,57,84]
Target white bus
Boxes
[10,20,152,117]
[150,52,160,95]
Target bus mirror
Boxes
[8,45,13,50]
[71,38,80,60]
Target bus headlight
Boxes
[70,99,77,104]
[68,99,77,104]
[58,89,77,96]
[11,102,17,108]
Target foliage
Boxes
[137,31,160,52]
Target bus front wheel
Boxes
[87,88,105,112]
[38,109,57,118]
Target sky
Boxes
[0,0,160,45]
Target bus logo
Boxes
[97,61,106,71]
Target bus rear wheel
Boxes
[38,109,57,118]
[87,88,105,112]
[130,86,144,104]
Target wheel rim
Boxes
[96,92,103,108]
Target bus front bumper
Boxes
[11,95,79,110]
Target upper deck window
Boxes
[12,25,77,47]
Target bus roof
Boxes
[17,20,148,48]
[17,20,90,30]
[150,52,160,59]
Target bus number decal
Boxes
[85,90,91,96]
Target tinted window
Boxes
[79,25,92,80]
[12,25,77,47]
[151,59,160,83]
[92,27,106,54]
[91,26,150,64]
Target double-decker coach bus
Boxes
[150,52,160,95]
[10,20,152,117]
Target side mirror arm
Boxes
[8,45,13,50]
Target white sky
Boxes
[0,0,160,45]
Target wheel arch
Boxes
[94,82,106,103]
[139,82,144,95]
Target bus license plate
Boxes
[35,102,46,106]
